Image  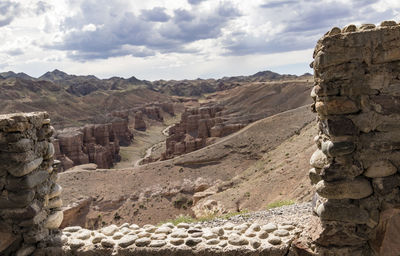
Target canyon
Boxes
[1,21,400,256]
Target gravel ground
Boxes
[200,202,313,228]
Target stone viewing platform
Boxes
[61,220,300,255]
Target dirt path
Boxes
[133,125,173,167]
[134,144,156,167]
[162,125,173,136]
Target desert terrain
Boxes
[0,69,315,228]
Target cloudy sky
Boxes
[1,0,400,80]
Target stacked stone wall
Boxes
[310,21,400,255]
[0,112,63,255]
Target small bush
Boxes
[266,200,295,209]
[158,215,196,226]
[173,196,192,209]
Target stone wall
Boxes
[309,21,400,255]
[0,112,63,255]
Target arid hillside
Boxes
[59,105,316,228]
[1,69,315,229]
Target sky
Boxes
[1,0,400,80]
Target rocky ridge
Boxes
[164,106,245,159]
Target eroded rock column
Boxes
[0,112,63,255]
[310,21,400,255]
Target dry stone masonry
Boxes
[0,112,63,255]
[61,221,300,255]
[310,21,400,255]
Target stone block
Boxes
[320,163,363,181]
[8,189,36,206]
[321,140,355,157]
[316,177,373,199]
[364,160,398,178]
[6,157,43,177]
[370,208,400,256]
[320,117,358,136]
[6,170,49,191]
[0,138,34,153]
[316,201,369,224]
[372,175,400,195]
[0,202,41,220]
[44,211,63,229]
[310,149,331,169]
[316,97,360,115]
[370,95,400,114]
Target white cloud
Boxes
[0,0,399,79]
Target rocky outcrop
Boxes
[55,123,122,170]
[134,112,146,131]
[164,106,245,158]
[111,102,175,132]
[0,112,63,255]
[308,21,400,255]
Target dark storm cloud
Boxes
[0,1,20,27]
[49,0,241,60]
[224,0,399,56]
[141,7,170,22]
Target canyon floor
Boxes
[59,105,316,228]
[0,69,315,229]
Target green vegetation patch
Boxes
[158,210,250,226]
[266,200,295,209]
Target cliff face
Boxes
[54,121,130,170]
[164,106,244,158]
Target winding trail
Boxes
[134,124,174,167]
[162,125,173,136]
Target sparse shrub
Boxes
[266,200,295,209]
[114,212,121,220]
[173,196,192,209]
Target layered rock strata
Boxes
[55,123,122,170]
[0,112,63,255]
[165,106,244,158]
[112,102,174,132]
[309,21,400,255]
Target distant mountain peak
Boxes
[39,69,71,81]
[0,71,35,80]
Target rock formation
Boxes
[134,111,146,131]
[164,106,245,158]
[55,122,123,170]
[307,21,400,255]
[0,112,63,255]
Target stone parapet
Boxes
[0,112,63,255]
[310,21,400,255]
[61,221,299,256]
